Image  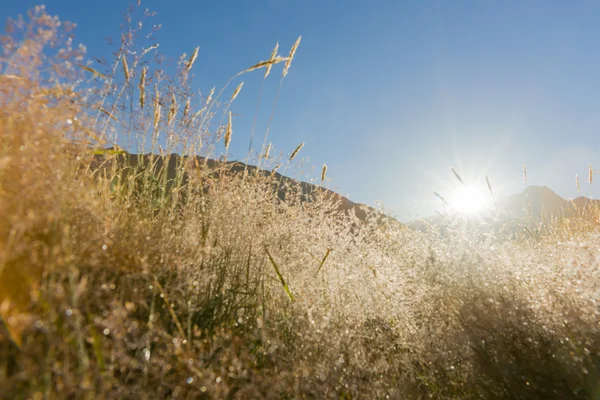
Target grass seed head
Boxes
[289,142,304,161]
[224,111,232,151]
[451,167,464,185]
[283,36,301,77]
[153,85,161,129]
[486,175,493,195]
[230,82,244,102]
[78,64,107,79]
[434,191,449,206]
[589,165,593,184]
[576,174,581,193]
[183,97,190,120]
[168,92,177,126]
[246,56,288,73]
[122,54,130,82]
[265,42,279,78]
[139,67,147,109]
[321,164,327,181]
[100,108,118,122]
[206,87,215,105]
[185,46,199,74]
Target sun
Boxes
[449,186,488,214]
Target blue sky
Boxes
[4,1,600,219]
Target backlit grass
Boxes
[1,5,599,399]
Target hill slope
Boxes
[499,186,600,220]
[91,149,392,224]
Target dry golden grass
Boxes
[264,42,279,79]
[122,54,130,83]
[139,67,147,109]
[283,36,301,77]
[224,111,233,151]
[153,85,161,130]
[184,46,199,75]
[1,4,600,400]
[230,82,244,102]
[289,142,304,161]
[263,142,272,159]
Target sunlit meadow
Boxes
[1,5,599,399]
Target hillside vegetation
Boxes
[1,6,600,399]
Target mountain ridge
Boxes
[90,150,598,230]
[498,185,600,220]
[90,149,390,225]
[408,185,600,233]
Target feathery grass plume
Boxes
[246,56,288,73]
[183,97,190,120]
[283,36,301,77]
[121,54,130,82]
[321,164,327,181]
[589,165,593,184]
[264,42,279,78]
[230,82,244,102]
[184,46,199,74]
[139,67,147,109]
[206,87,215,105]
[167,92,177,126]
[576,174,581,193]
[153,85,161,129]
[264,142,272,159]
[523,164,527,184]
[224,111,232,151]
[289,142,304,161]
[451,167,464,185]
[272,164,282,174]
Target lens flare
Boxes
[449,186,488,214]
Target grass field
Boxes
[1,6,599,399]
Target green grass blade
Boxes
[264,246,294,302]
[314,248,331,277]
